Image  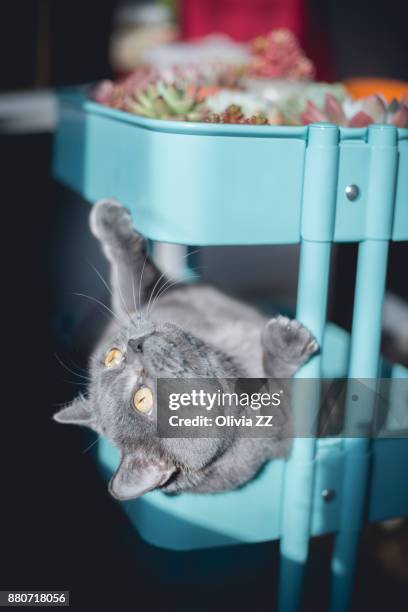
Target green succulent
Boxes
[125,81,207,121]
[279,82,347,124]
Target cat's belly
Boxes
[150,285,267,377]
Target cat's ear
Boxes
[53,395,94,426]
[109,452,175,501]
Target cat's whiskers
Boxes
[145,248,202,318]
[87,261,114,300]
[119,273,134,322]
[88,259,134,323]
[82,435,102,454]
[147,278,179,317]
[89,261,136,324]
[73,292,125,327]
[145,269,168,319]
[148,277,188,317]
[137,253,148,312]
[55,353,92,381]
[148,266,203,317]
[131,275,137,316]
[66,354,89,375]
[69,363,88,375]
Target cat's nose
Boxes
[128,338,143,354]
[127,340,144,365]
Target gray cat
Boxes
[54,200,317,500]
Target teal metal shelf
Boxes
[54,90,408,245]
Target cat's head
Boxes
[54,316,241,500]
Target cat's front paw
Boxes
[263,315,318,371]
[90,199,135,244]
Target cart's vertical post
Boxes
[330,125,398,612]
[278,124,339,612]
[152,243,191,280]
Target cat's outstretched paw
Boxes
[90,199,139,246]
[262,315,318,377]
[264,315,318,361]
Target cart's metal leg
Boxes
[330,125,398,612]
[278,124,339,612]
[278,240,331,611]
[151,242,189,279]
[330,239,389,612]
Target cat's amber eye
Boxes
[104,348,124,368]
[133,386,153,414]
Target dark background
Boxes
[0,2,407,611]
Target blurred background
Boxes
[0,1,407,611]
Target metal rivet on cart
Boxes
[345,184,359,201]
[321,488,335,502]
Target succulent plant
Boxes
[167,62,244,89]
[91,63,242,111]
[204,104,271,125]
[124,81,208,121]
[90,60,408,128]
[248,29,315,80]
[206,89,274,115]
[298,93,408,127]
[91,67,157,108]
[279,83,346,123]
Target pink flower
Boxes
[248,29,315,80]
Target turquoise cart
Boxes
[53,91,408,612]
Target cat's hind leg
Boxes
[262,315,318,378]
[90,199,165,318]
